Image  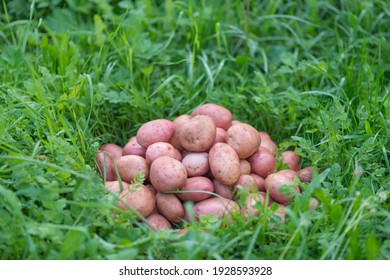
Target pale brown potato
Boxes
[123,136,146,157]
[99,143,123,159]
[145,213,172,231]
[248,147,276,178]
[96,151,116,181]
[181,152,209,177]
[118,184,156,218]
[226,123,261,159]
[145,142,179,165]
[213,179,234,199]
[209,143,241,185]
[234,174,258,193]
[213,127,228,144]
[136,119,175,148]
[176,176,214,202]
[193,197,239,220]
[244,193,266,217]
[114,155,149,184]
[169,114,192,151]
[179,115,216,152]
[191,103,232,130]
[250,173,266,192]
[265,171,301,205]
[105,180,128,194]
[239,160,251,175]
[156,193,185,224]
[149,156,187,192]
[281,151,300,171]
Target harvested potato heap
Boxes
[97,104,319,231]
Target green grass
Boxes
[0,0,389,260]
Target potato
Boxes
[191,103,232,130]
[123,136,146,157]
[250,173,266,192]
[309,197,320,211]
[156,193,185,224]
[181,152,209,177]
[149,156,187,192]
[114,155,149,184]
[145,142,179,165]
[273,203,286,223]
[193,197,239,220]
[118,184,156,218]
[248,147,276,178]
[99,143,123,159]
[96,151,116,181]
[136,119,175,148]
[169,114,192,151]
[259,132,277,154]
[239,159,251,175]
[278,169,299,180]
[214,127,227,144]
[244,193,266,217]
[176,176,214,202]
[298,166,317,182]
[226,123,261,159]
[213,179,234,199]
[281,151,300,171]
[234,174,258,193]
[264,171,301,205]
[145,213,172,231]
[179,115,216,152]
[209,143,241,185]
[105,180,128,194]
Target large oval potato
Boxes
[123,136,146,157]
[179,115,216,152]
[96,151,116,181]
[149,156,187,192]
[181,152,209,177]
[136,119,175,148]
[156,193,184,224]
[176,176,214,202]
[145,142,179,165]
[191,103,232,130]
[248,147,276,178]
[209,143,240,185]
[99,143,123,159]
[193,197,239,220]
[118,184,156,218]
[226,123,261,159]
[169,114,192,151]
[145,213,172,231]
[114,155,149,184]
[265,171,301,205]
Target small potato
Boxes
[193,197,239,220]
[145,142,179,165]
[250,173,266,192]
[259,132,277,155]
[176,176,214,202]
[273,203,286,223]
[278,169,299,180]
[226,123,261,159]
[156,193,185,224]
[145,213,172,231]
[234,174,258,193]
[239,160,251,175]
[309,197,320,211]
[281,151,300,171]
[191,103,232,130]
[209,143,241,185]
[213,179,234,199]
[96,151,116,181]
[213,127,228,144]
[169,114,192,151]
[265,171,301,205]
[114,155,149,184]
[105,180,128,194]
[181,152,209,177]
[179,115,216,152]
[118,184,156,218]
[298,166,317,182]
[248,147,276,178]
[136,119,175,148]
[149,156,187,193]
[123,136,146,157]
[99,143,123,159]
[244,193,266,217]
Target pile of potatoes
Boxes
[96,104,319,231]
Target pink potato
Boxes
[96,151,116,181]
[176,176,214,202]
[281,151,300,171]
[265,171,301,205]
[99,143,123,159]
[213,179,234,199]
[244,193,266,217]
[179,115,216,152]
[278,169,299,180]
[181,152,210,177]
[209,143,241,185]
[234,174,258,193]
[114,155,149,184]
[105,180,128,194]
[156,193,185,224]
[248,147,276,178]
[274,203,286,223]
[136,119,175,148]
[118,184,156,218]
[239,160,251,175]
[193,197,239,220]
[213,127,228,144]
[226,123,261,159]
[298,166,317,182]
[250,173,266,192]
[149,156,187,193]
[145,142,179,165]
[123,136,146,157]
[191,103,232,130]
[145,214,172,231]
[169,114,192,151]
[309,197,320,211]
[259,132,278,154]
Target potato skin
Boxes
[250,173,266,192]
[191,103,232,130]
[265,171,301,205]
[145,142,179,165]
[146,214,172,231]
[226,123,261,159]
[136,119,175,148]
[244,193,266,217]
[176,176,214,202]
[156,193,184,224]
[298,166,316,182]
[118,184,156,218]
[234,174,258,193]
[105,180,128,194]
[169,114,192,152]
[209,143,241,185]
[213,179,234,199]
[114,155,149,184]
[248,147,276,178]
[281,151,300,171]
[193,197,239,220]
[149,156,187,193]
[123,136,146,157]
[239,160,251,175]
[96,151,116,181]
[214,128,227,144]
[259,132,277,154]
[99,143,123,159]
[181,152,209,177]
[179,115,216,152]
